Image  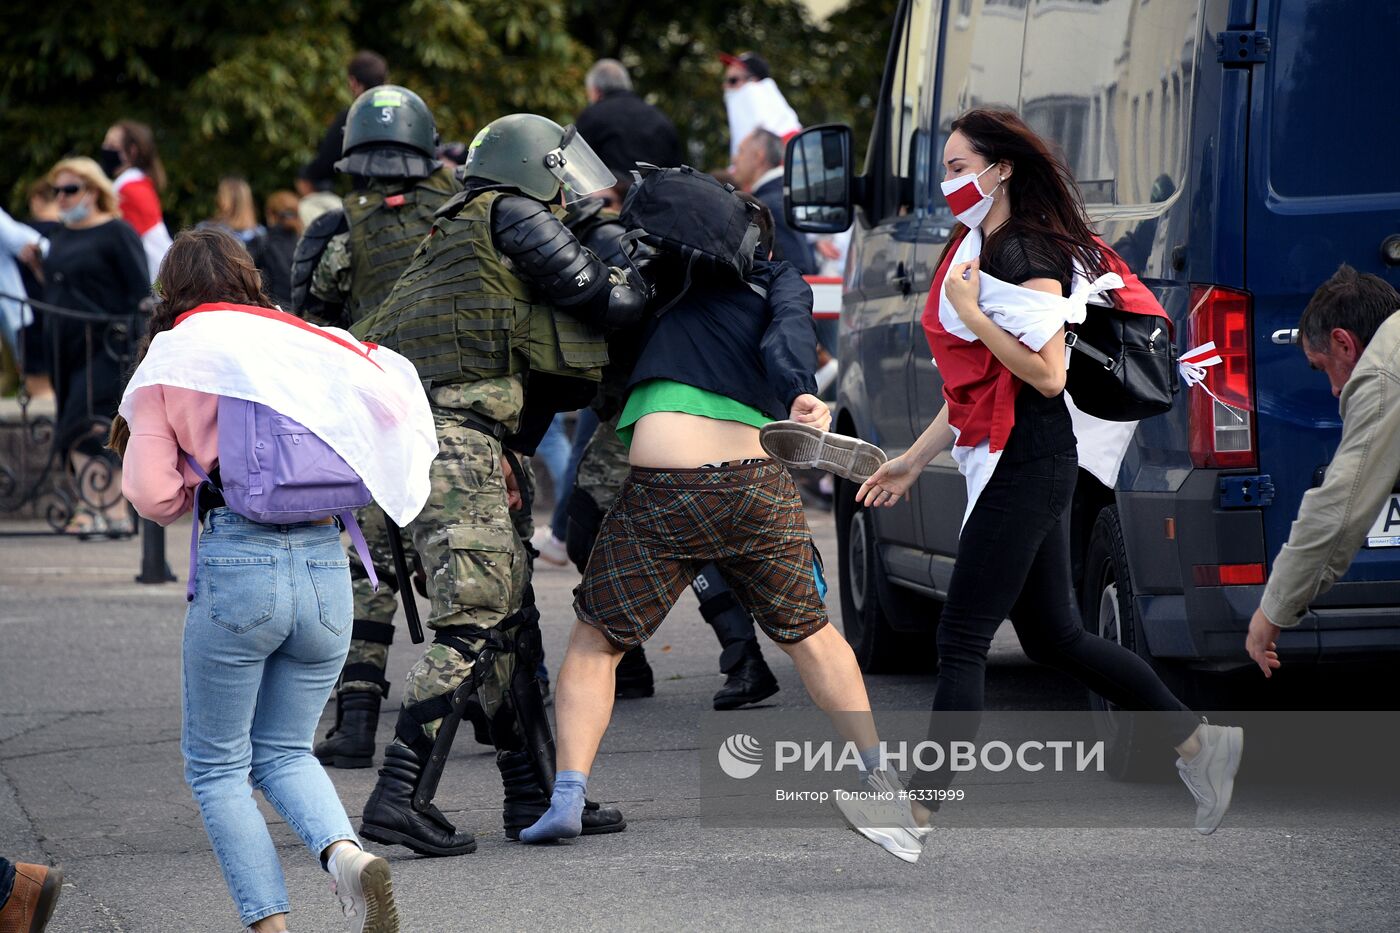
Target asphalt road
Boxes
[2,508,1397,932]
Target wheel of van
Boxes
[1080,506,1169,781]
[834,475,936,674]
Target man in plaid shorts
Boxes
[518,199,926,862]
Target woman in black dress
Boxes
[41,157,150,536]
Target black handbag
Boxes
[1065,303,1179,421]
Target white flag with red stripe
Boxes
[725,78,801,157]
[119,303,438,526]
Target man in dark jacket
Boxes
[297,50,388,194]
[734,128,818,275]
[575,59,684,174]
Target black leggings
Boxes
[910,450,1198,791]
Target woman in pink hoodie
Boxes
[110,229,399,933]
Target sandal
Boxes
[63,510,108,540]
[105,517,136,539]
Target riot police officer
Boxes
[352,114,645,856]
[292,85,463,771]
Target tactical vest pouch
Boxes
[454,295,513,375]
[548,310,610,372]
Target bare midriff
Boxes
[627,412,770,469]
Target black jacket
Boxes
[627,259,818,419]
[300,107,350,189]
[575,90,684,175]
[754,176,818,275]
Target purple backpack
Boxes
[184,396,377,600]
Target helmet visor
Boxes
[546,126,615,203]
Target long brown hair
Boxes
[112,120,167,192]
[942,108,1108,277]
[109,228,276,455]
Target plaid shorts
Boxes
[575,460,828,649]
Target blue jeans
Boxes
[534,413,573,490]
[182,509,358,927]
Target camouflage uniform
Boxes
[573,415,630,515]
[339,502,413,694]
[311,170,459,701]
[355,116,640,851]
[399,379,532,741]
[309,233,353,310]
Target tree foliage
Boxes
[1,0,895,226]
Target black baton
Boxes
[384,515,424,644]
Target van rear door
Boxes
[1246,0,1400,637]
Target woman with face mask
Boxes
[854,109,1244,851]
[39,156,150,537]
[100,120,173,283]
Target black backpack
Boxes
[620,163,766,313]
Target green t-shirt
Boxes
[616,379,771,448]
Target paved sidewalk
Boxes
[2,513,1398,931]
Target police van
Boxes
[785,0,1400,709]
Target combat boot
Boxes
[314,690,381,769]
[615,645,655,699]
[497,749,627,840]
[359,744,477,857]
[713,639,780,711]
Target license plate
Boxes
[1365,494,1400,548]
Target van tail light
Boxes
[1188,285,1256,469]
[1192,563,1266,587]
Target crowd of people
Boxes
[3,41,1398,933]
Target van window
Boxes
[935,0,1027,137]
[931,0,1029,219]
[877,0,937,222]
[1019,0,1200,207]
[1269,0,1400,198]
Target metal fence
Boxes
[0,291,172,582]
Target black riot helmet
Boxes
[336,85,441,180]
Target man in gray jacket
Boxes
[1247,265,1400,676]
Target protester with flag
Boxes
[111,228,433,933]
[854,109,1244,847]
[720,51,801,160]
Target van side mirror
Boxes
[784,124,854,234]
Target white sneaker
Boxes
[1176,722,1244,835]
[329,845,399,933]
[531,529,569,567]
[831,769,927,864]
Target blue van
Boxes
[784,0,1400,713]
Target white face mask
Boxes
[60,197,92,226]
[940,162,1003,228]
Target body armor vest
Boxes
[343,168,459,324]
[357,190,609,389]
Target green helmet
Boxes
[342,85,437,157]
[337,85,440,179]
[462,113,615,203]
